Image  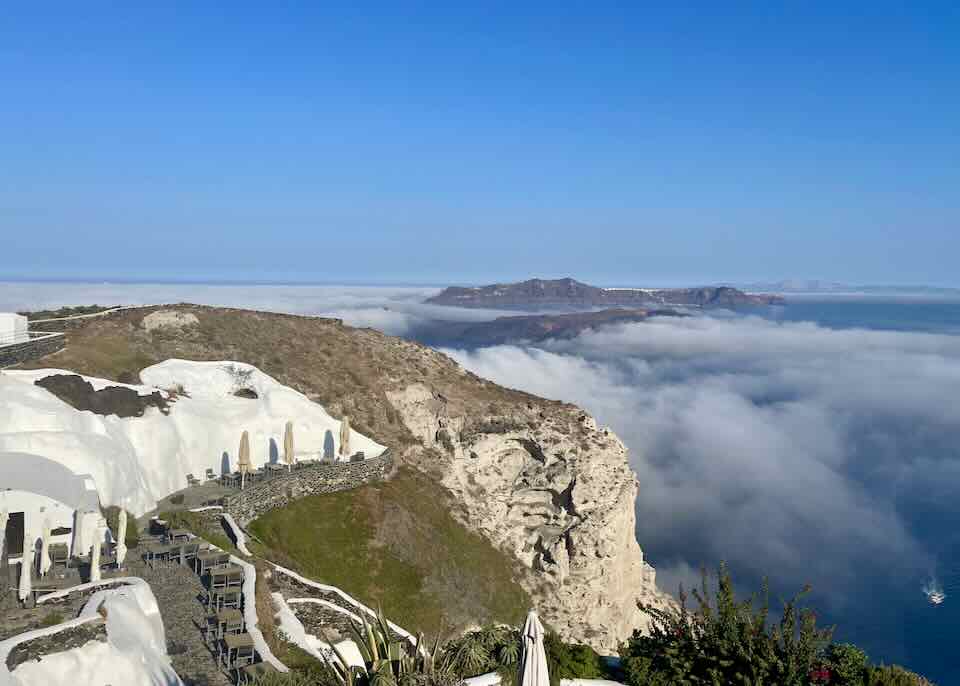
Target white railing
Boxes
[0,330,63,349]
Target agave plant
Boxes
[318,608,454,686]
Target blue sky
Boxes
[1,2,957,286]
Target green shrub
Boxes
[620,655,670,686]
[827,643,869,685]
[544,633,608,682]
[39,611,63,627]
[619,563,833,686]
[169,493,185,505]
[440,625,615,686]
[866,664,936,686]
[439,625,520,686]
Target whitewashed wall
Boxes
[0,312,28,346]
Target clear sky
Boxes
[1,2,957,286]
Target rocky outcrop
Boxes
[386,383,671,652]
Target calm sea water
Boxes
[763,297,960,683]
[768,296,960,335]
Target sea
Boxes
[764,296,960,684]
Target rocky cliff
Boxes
[16,304,671,650]
[386,383,671,650]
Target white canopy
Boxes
[519,610,549,686]
[18,519,32,601]
[115,509,128,567]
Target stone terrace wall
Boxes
[224,453,393,525]
[0,333,65,369]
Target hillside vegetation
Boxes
[250,468,529,636]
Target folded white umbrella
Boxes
[519,610,550,686]
[115,509,128,567]
[238,430,252,489]
[0,508,7,560]
[284,421,295,472]
[18,520,32,602]
[40,518,52,576]
[89,530,102,582]
[71,510,84,558]
[339,415,351,459]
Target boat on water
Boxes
[926,589,946,605]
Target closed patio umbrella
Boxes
[18,521,32,602]
[238,430,252,489]
[519,610,549,686]
[339,415,351,459]
[71,509,84,558]
[39,518,51,577]
[115,509,128,568]
[89,530,101,582]
[0,509,7,560]
[284,421,295,472]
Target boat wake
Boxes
[923,577,946,606]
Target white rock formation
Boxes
[3,578,182,686]
[141,309,199,331]
[386,384,671,653]
[0,361,386,516]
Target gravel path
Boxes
[127,550,231,686]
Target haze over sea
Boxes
[2,283,958,682]
[763,298,960,682]
[445,295,960,686]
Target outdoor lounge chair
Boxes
[180,542,200,567]
[220,632,255,669]
[186,473,199,486]
[49,543,69,568]
[205,468,216,481]
[208,587,242,611]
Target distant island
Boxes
[425,277,783,310]
[414,307,685,348]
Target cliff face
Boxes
[386,383,670,651]
[18,305,671,650]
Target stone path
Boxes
[127,550,231,686]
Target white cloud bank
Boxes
[445,316,960,660]
[0,281,513,337]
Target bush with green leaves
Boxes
[543,633,611,683]
[439,625,520,686]
[439,624,615,686]
[619,563,833,686]
[865,665,936,686]
[826,643,869,685]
